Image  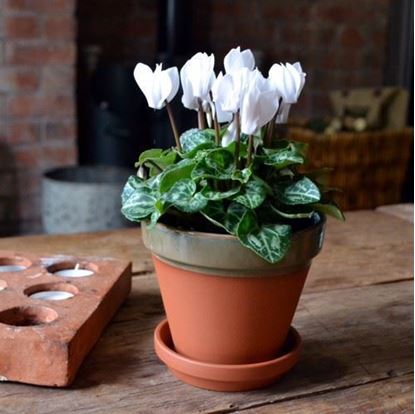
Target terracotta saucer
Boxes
[154,319,302,392]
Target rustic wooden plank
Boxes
[0,210,412,291]
[0,228,153,274]
[0,278,412,414]
[237,374,413,414]
[376,203,414,223]
[305,210,413,292]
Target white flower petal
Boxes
[276,103,292,123]
[224,46,255,73]
[133,62,179,110]
[268,62,306,105]
[164,67,180,103]
[221,119,237,146]
[181,52,215,107]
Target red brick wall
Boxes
[193,0,391,118]
[0,0,77,235]
[78,0,390,119]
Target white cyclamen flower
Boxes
[240,71,279,135]
[268,62,306,123]
[212,67,253,114]
[133,63,179,109]
[268,62,305,104]
[224,46,255,73]
[180,52,215,110]
[211,72,232,123]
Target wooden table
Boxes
[0,208,413,413]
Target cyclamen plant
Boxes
[121,47,344,263]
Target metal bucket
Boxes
[42,165,133,234]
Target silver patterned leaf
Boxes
[276,177,321,205]
[180,128,215,157]
[163,178,207,213]
[200,185,241,200]
[121,186,157,221]
[233,179,267,209]
[238,224,292,264]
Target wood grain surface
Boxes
[0,206,412,413]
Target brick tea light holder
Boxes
[0,250,131,387]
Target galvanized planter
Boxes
[42,166,133,234]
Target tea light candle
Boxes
[54,263,93,278]
[30,291,74,301]
[0,265,26,272]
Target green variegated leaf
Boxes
[276,177,321,205]
[201,200,227,229]
[236,208,258,236]
[205,148,234,171]
[163,178,196,203]
[192,149,235,180]
[147,174,162,192]
[202,201,253,234]
[121,186,157,221]
[163,178,207,213]
[225,141,248,158]
[180,128,215,157]
[260,140,307,169]
[200,184,241,200]
[231,168,252,183]
[149,210,162,228]
[137,148,163,165]
[182,192,208,213]
[136,149,176,173]
[233,179,267,209]
[121,175,146,204]
[224,202,248,233]
[159,159,195,193]
[238,224,292,263]
[312,202,345,221]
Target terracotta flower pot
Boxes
[142,217,325,389]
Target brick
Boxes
[40,66,74,94]
[7,95,75,117]
[315,4,365,24]
[6,0,75,14]
[43,16,75,39]
[17,168,41,191]
[42,144,77,168]
[44,121,76,141]
[7,122,40,144]
[16,194,41,220]
[340,27,364,48]
[0,68,40,93]
[12,145,42,168]
[0,173,18,197]
[5,43,76,65]
[4,16,40,39]
[0,250,131,386]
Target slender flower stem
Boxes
[209,92,221,145]
[247,134,254,166]
[165,102,181,151]
[266,97,282,147]
[234,110,241,168]
[198,99,206,130]
[266,112,277,148]
[213,106,221,145]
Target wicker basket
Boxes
[287,127,414,211]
